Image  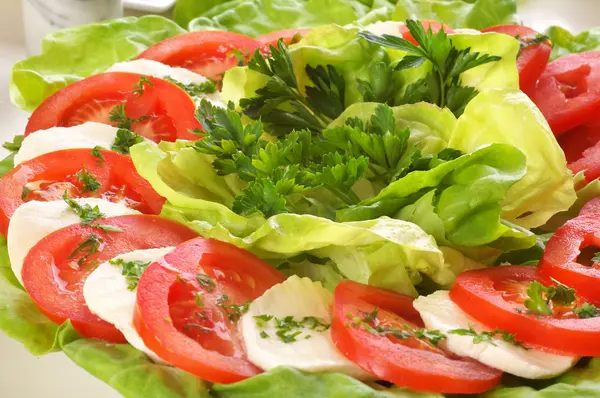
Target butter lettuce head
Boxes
[10,16,186,112]
[393,0,517,29]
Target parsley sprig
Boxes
[164,76,217,97]
[359,20,501,117]
[2,135,23,153]
[524,279,600,318]
[449,327,528,350]
[253,314,331,343]
[109,258,152,290]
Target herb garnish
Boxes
[2,135,23,152]
[132,76,153,97]
[592,252,600,263]
[109,104,151,130]
[449,327,528,350]
[21,186,31,200]
[524,279,599,319]
[196,274,216,292]
[91,146,105,164]
[109,258,151,290]
[75,167,101,193]
[359,20,501,117]
[216,295,252,322]
[253,314,331,343]
[69,234,103,267]
[111,128,144,154]
[574,302,600,319]
[346,307,446,346]
[164,76,218,97]
[516,34,550,56]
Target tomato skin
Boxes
[580,197,600,217]
[21,215,198,342]
[530,51,600,136]
[137,31,262,80]
[25,72,200,142]
[399,21,454,46]
[559,122,600,164]
[0,149,165,237]
[134,237,286,384]
[481,25,551,95]
[450,265,600,356]
[331,281,502,394]
[540,215,600,304]
[257,29,311,47]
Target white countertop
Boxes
[0,0,599,397]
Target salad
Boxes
[4,0,600,397]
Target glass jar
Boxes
[22,0,123,55]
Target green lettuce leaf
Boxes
[393,0,517,29]
[182,0,395,36]
[10,16,186,112]
[546,25,600,61]
[449,89,576,229]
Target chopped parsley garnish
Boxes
[109,258,152,290]
[592,252,600,263]
[21,186,31,200]
[164,76,217,97]
[524,279,599,319]
[346,306,446,346]
[69,234,102,267]
[195,292,205,307]
[449,327,528,350]
[516,34,550,56]
[359,20,501,117]
[2,135,23,152]
[75,167,101,193]
[109,104,151,130]
[216,295,252,322]
[196,274,216,292]
[132,76,153,97]
[111,128,144,154]
[62,193,104,224]
[253,314,331,343]
[91,146,105,164]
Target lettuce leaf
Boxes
[546,25,600,61]
[181,0,395,35]
[393,0,518,29]
[10,16,186,112]
[449,89,576,229]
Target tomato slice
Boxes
[331,281,502,394]
[530,51,600,136]
[540,215,600,304]
[450,265,600,356]
[25,72,200,142]
[559,121,600,164]
[136,31,262,81]
[399,21,454,46]
[134,237,286,384]
[580,197,600,217]
[21,215,197,342]
[0,149,165,236]
[568,139,600,184]
[481,25,551,94]
[257,29,311,47]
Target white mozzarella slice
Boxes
[363,21,406,36]
[83,247,174,363]
[452,28,482,35]
[14,122,119,165]
[7,199,139,284]
[107,59,224,106]
[413,291,579,379]
[240,275,372,379]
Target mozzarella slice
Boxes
[452,28,482,35]
[107,59,224,106]
[363,21,406,36]
[413,291,579,379]
[14,122,119,165]
[8,199,139,284]
[240,275,371,379]
[84,247,173,363]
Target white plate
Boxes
[0,0,599,397]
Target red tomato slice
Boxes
[530,51,600,136]
[331,281,502,394]
[25,72,200,142]
[257,29,311,47]
[399,21,454,46]
[21,215,197,342]
[481,25,551,94]
[580,197,600,216]
[136,31,262,81]
[134,237,286,384]
[568,139,600,184]
[450,265,600,356]
[0,149,165,236]
[559,122,600,164]
[540,215,600,304]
